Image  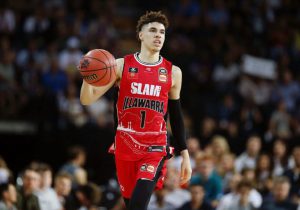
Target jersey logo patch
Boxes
[128,67,138,79]
[140,164,155,173]
[158,68,167,82]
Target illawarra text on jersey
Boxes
[123,97,164,114]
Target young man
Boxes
[80,11,192,210]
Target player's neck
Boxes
[138,50,160,64]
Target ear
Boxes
[139,31,143,41]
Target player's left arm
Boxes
[169,65,192,185]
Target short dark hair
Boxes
[0,183,9,200]
[68,146,85,161]
[77,182,101,205]
[55,172,72,181]
[237,180,253,190]
[37,162,52,173]
[136,11,169,40]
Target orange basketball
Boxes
[78,49,117,86]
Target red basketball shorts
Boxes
[115,154,167,199]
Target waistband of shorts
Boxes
[124,139,174,154]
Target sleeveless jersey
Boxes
[115,53,172,160]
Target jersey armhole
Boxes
[170,64,174,89]
[121,57,126,79]
[116,57,126,87]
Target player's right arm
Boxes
[80,58,124,105]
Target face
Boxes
[258,155,271,170]
[8,184,17,202]
[55,177,72,196]
[273,182,290,201]
[221,154,234,171]
[243,169,255,182]
[247,137,261,156]
[187,138,200,155]
[239,186,251,198]
[273,140,286,158]
[190,185,205,203]
[212,140,226,156]
[78,152,86,166]
[229,174,242,190]
[40,170,52,188]
[23,170,41,193]
[3,184,17,203]
[198,160,214,179]
[139,22,165,52]
[293,147,300,167]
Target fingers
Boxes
[180,168,192,185]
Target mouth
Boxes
[154,40,161,45]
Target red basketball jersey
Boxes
[115,53,172,160]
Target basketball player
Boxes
[80,11,192,210]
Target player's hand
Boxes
[180,149,192,185]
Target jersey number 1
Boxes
[140,110,146,128]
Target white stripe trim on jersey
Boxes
[134,52,163,66]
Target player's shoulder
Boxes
[115,58,124,79]
[116,58,124,66]
[172,65,182,77]
[172,65,182,72]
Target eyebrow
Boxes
[149,27,165,32]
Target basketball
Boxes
[78,49,117,86]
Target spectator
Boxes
[218,94,239,128]
[42,57,68,95]
[241,168,256,185]
[0,157,12,185]
[268,101,292,140]
[16,166,41,210]
[272,139,292,176]
[260,176,298,210]
[0,3,15,33]
[0,183,17,210]
[58,36,83,76]
[271,70,300,114]
[223,181,257,210]
[178,183,213,210]
[235,135,262,172]
[209,135,230,168]
[75,182,102,210]
[35,163,61,210]
[283,145,300,204]
[58,84,88,128]
[217,153,236,193]
[190,154,222,208]
[213,52,240,94]
[239,100,264,138]
[147,188,175,210]
[54,172,73,209]
[255,154,273,193]
[217,174,262,210]
[149,166,190,209]
[59,146,87,189]
[23,5,50,36]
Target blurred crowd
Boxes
[1,0,300,209]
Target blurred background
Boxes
[1,0,300,210]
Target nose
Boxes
[155,32,161,38]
